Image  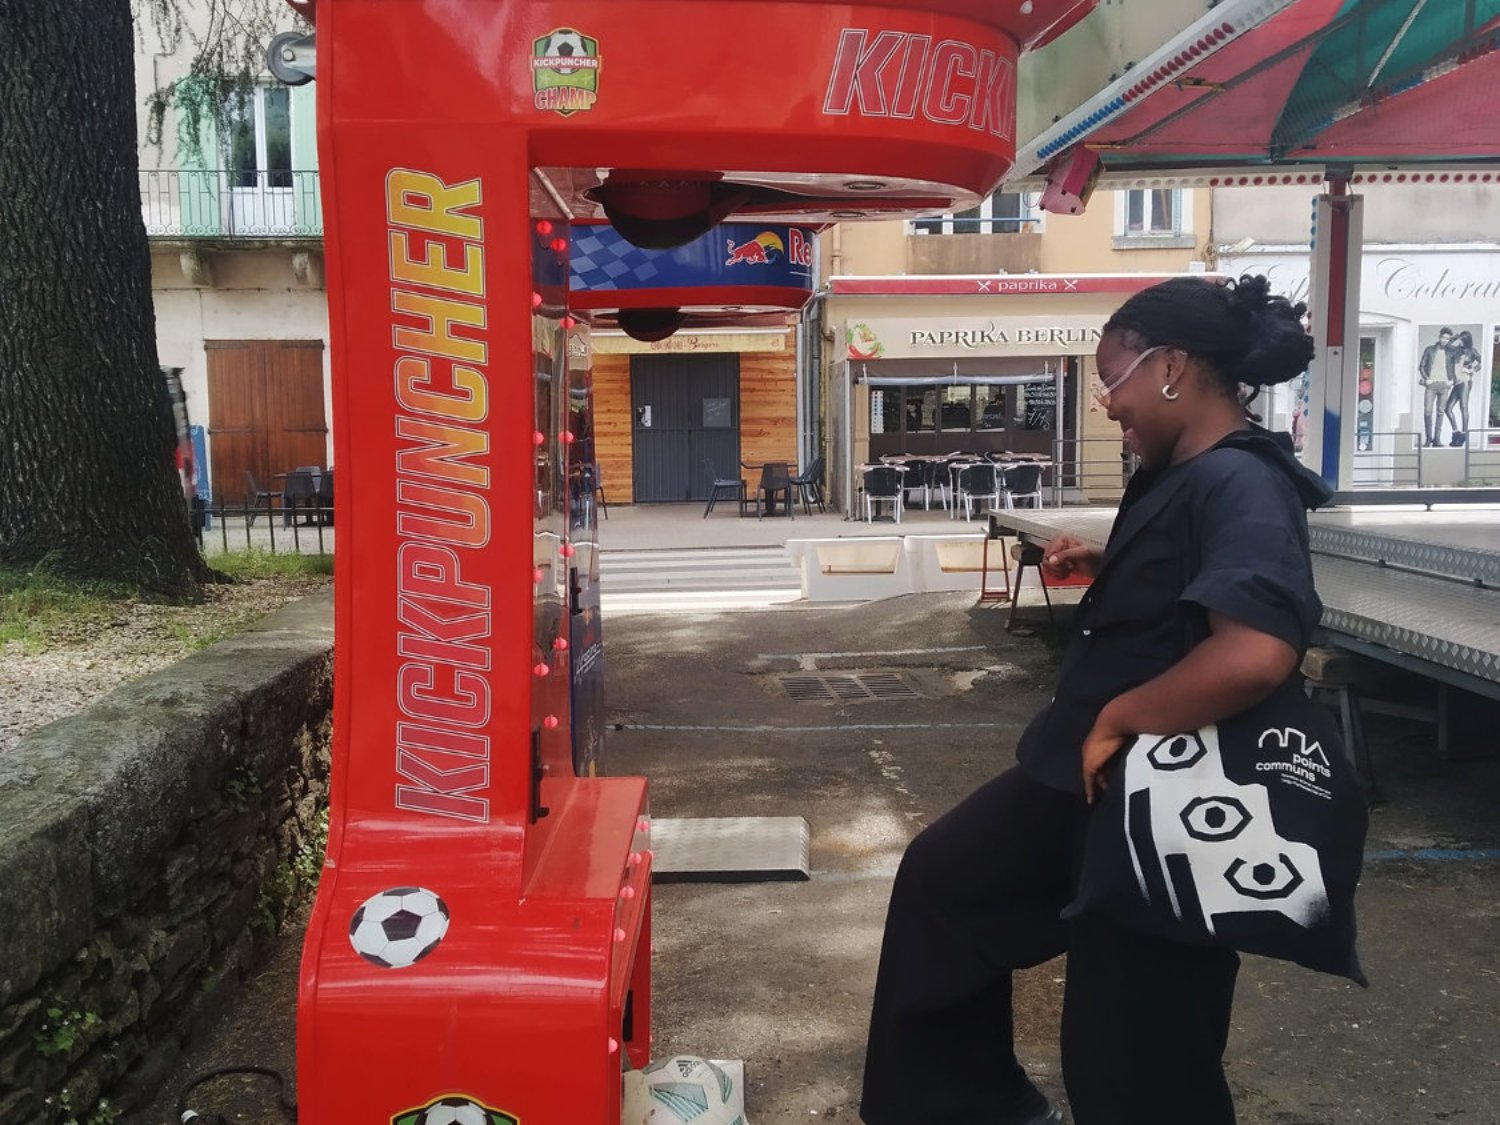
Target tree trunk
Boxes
[0,0,208,597]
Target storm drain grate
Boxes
[778,671,920,703]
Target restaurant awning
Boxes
[1015,0,1500,182]
[1003,0,1500,493]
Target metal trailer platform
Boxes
[986,508,1500,702]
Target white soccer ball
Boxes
[541,30,590,74]
[348,887,450,969]
[420,1098,489,1125]
[643,1056,746,1125]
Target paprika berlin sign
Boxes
[846,315,1105,361]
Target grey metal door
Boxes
[630,354,740,502]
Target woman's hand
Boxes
[1082,709,1131,804]
[1042,534,1103,582]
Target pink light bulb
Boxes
[532,431,545,446]
[533,662,550,677]
[543,714,559,730]
[553,636,569,651]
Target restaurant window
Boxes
[939,386,973,431]
[904,389,938,432]
[976,386,1007,431]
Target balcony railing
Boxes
[140,169,322,239]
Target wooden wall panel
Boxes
[740,338,798,472]
[592,352,635,503]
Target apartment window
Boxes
[1114,189,1193,247]
[912,190,1042,235]
[226,85,292,188]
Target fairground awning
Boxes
[1014,0,1500,184]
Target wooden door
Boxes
[206,340,327,502]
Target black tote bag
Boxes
[1063,679,1368,984]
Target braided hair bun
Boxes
[1103,273,1315,397]
[1225,274,1314,388]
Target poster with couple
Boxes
[1416,324,1482,448]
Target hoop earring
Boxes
[1161,384,1179,401]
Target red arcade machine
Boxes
[293,2,1094,1121]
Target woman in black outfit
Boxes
[860,276,1332,1125]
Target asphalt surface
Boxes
[140,593,1500,1124]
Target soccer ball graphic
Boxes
[420,1098,489,1125]
[348,887,450,969]
[642,1056,746,1125]
[540,30,591,74]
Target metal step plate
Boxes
[651,816,811,883]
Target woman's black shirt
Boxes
[1016,428,1333,795]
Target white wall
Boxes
[152,250,332,497]
[1215,184,1500,246]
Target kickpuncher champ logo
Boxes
[392,1094,519,1125]
[532,28,601,116]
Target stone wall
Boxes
[0,594,333,1125]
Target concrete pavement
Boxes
[140,591,1500,1124]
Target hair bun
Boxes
[1228,274,1313,387]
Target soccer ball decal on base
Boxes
[349,887,450,969]
[642,1056,746,1125]
[421,1100,488,1125]
[390,1095,518,1125]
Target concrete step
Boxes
[600,546,800,596]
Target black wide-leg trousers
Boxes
[861,767,1240,1125]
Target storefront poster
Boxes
[1415,324,1482,448]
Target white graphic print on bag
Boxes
[1123,726,1330,934]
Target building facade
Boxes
[135,5,331,505]
[817,187,1213,510]
[1215,183,1500,487]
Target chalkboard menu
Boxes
[1024,382,1057,430]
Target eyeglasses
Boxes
[1092,345,1169,408]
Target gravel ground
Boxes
[0,575,332,755]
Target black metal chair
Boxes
[898,458,930,508]
[788,455,826,514]
[751,462,795,519]
[592,462,609,520]
[244,470,279,527]
[703,458,746,517]
[283,467,321,527]
[955,463,1000,521]
[1000,463,1044,509]
[316,468,335,525]
[861,465,904,523]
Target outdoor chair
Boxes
[316,468,335,526]
[1001,463,1044,510]
[592,462,609,520]
[703,458,746,517]
[282,467,321,527]
[789,455,826,514]
[922,459,952,513]
[955,462,1000,521]
[751,461,795,519]
[244,470,279,527]
[898,458,930,509]
[861,465,904,524]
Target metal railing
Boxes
[141,169,322,239]
[1350,429,1500,489]
[194,495,335,557]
